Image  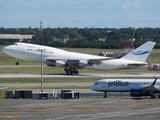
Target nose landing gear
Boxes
[104,92,107,98]
[16,59,19,65]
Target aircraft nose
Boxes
[90,84,94,90]
[2,47,7,53]
[2,46,13,55]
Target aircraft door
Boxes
[15,46,26,60]
[101,81,109,91]
[22,51,26,59]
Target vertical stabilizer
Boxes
[121,41,156,62]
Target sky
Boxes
[0,0,160,28]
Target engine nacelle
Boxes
[130,88,142,97]
[79,60,88,67]
[47,62,56,67]
[47,60,65,67]
[56,60,65,66]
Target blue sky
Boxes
[0,0,160,28]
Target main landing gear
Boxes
[150,91,156,99]
[64,67,79,75]
[151,94,156,99]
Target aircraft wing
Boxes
[88,58,112,65]
[45,57,111,68]
[141,86,158,94]
[141,78,160,96]
[140,78,159,94]
[130,78,159,98]
[127,62,148,66]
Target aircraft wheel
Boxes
[16,62,19,65]
[64,68,69,74]
[67,68,79,75]
[66,71,69,74]
[69,71,73,75]
[68,69,72,75]
[75,70,79,74]
[151,95,156,99]
[64,68,67,71]
[104,92,107,98]
[158,95,160,98]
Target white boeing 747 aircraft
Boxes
[90,78,160,98]
[2,41,155,74]
[2,42,110,74]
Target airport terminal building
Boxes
[0,34,33,43]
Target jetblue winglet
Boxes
[151,78,157,86]
[121,41,156,62]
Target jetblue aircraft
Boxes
[90,78,160,98]
[2,41,155,74]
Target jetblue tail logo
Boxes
[132,50,149,55]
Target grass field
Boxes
[0,45,160,89]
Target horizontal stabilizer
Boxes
[128,62,148,66]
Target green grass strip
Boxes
[8,86,90,89]
[0,77,101,83]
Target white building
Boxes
[0,34,33,43]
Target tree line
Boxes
[0,27,160,48]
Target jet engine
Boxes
[56,60,65,66]
[79,60,88,67]
[47,62,56,67]
[47,60,65,67]
[130,88,142,97]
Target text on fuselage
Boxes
[27,46,53,54]
[108,80,129,87]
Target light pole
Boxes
[39,49,46,92]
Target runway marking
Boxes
[67,99,82,103]
[141,103,154,106]
[46,107,160,120]
[27,84,32,86]
[0,115,19,120]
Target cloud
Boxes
[22,18,28,23]
[122,1,131,10]
[33,4,40,9]
[122,0,141,10]
[133,0,141,8]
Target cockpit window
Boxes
[94,82,98,85]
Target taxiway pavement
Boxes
[0,97,160,120]
[0,71,160,119]
[0,72,160,78]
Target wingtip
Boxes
[151,77,157,86]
